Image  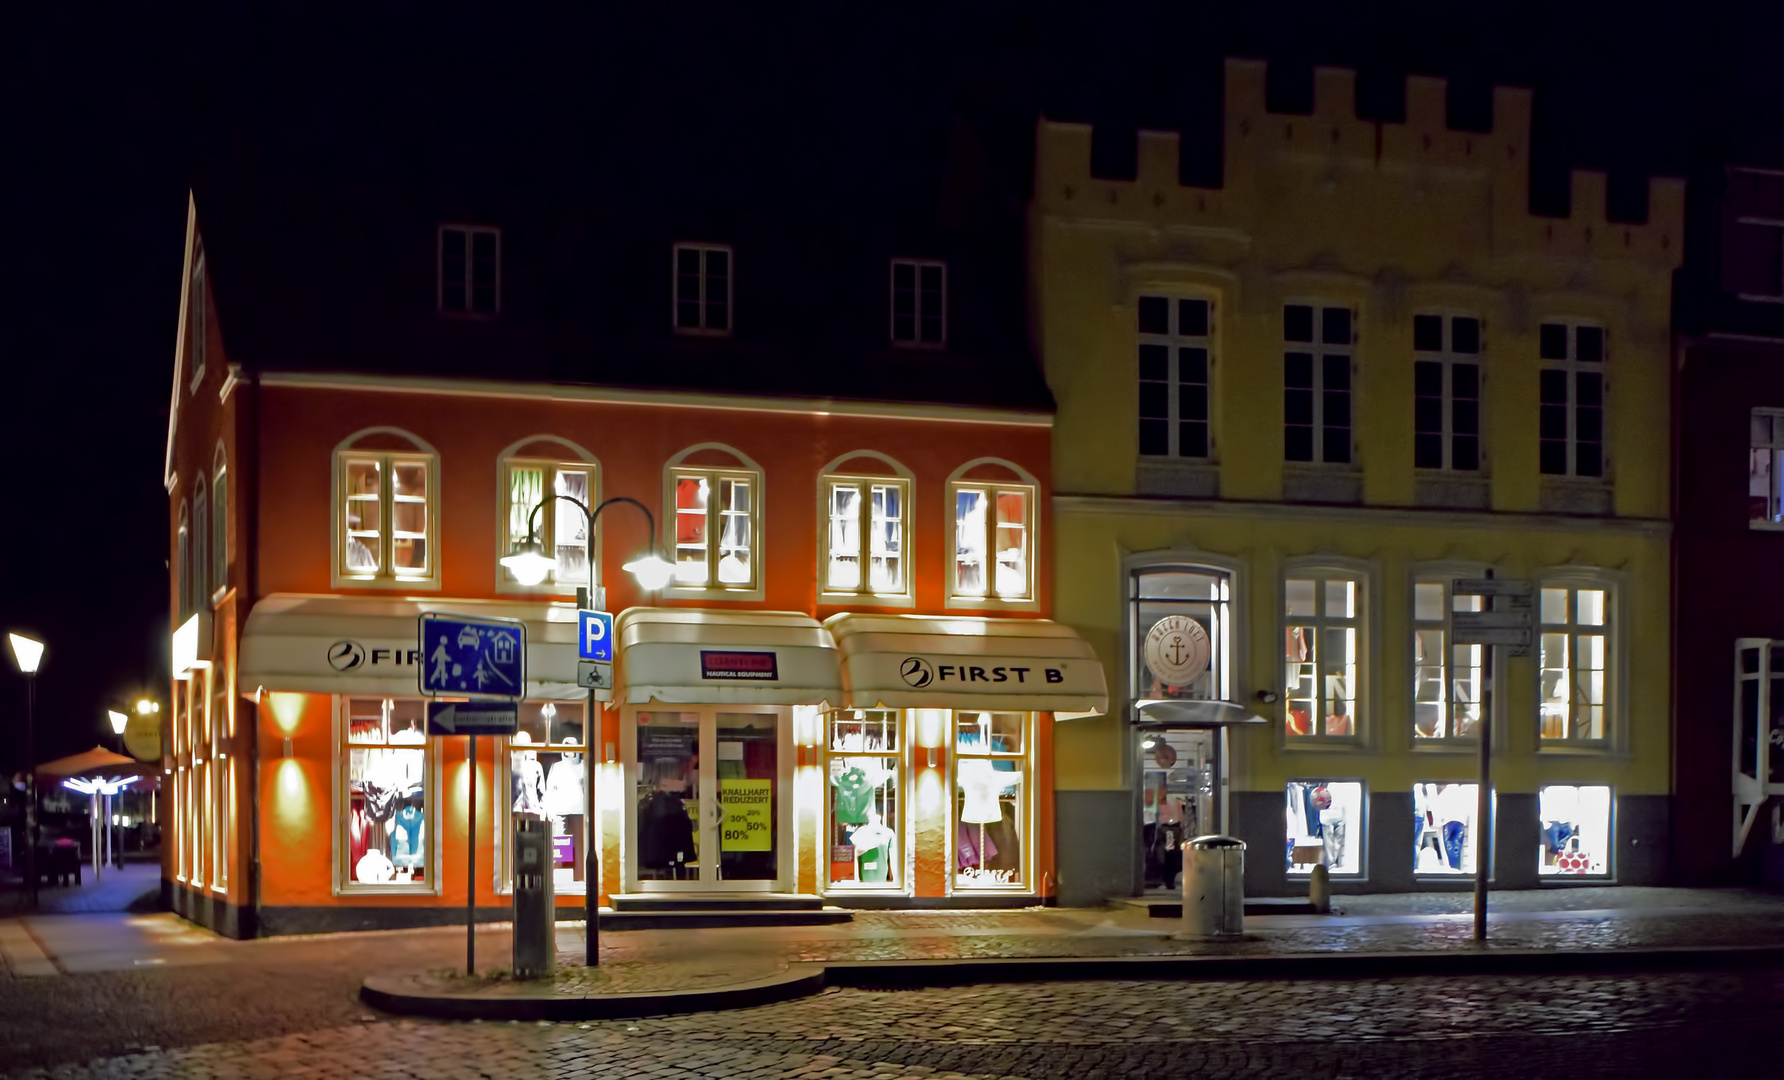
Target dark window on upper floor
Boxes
[891,260,946,348]
[439,225,500,315]
[1413,314,1482,472]
[674,243,732,335]
[1284,304,1353,465]
[1138,296,1212,459]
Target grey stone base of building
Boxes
[167,879,255,940]
[1230,789,1672,897]
[255,903,579,937]
[1055,790,1135,906]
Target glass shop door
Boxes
[1139,726,1221,894]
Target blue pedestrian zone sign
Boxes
[419,614,526,699]
[578,609,614,662]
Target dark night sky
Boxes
[3,1,1778,771]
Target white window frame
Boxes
[191,477,209,611]
[947,710,1035,893]
[889,258,947,349]
[1733,638,1784,855]
[176,499,191,622]
[1280,559,1371,745]
[1282,302,1355,466]
[211,681,229,895]
[662,443,765,600]
[1537,320,1608,480]
[672,242,734,336]
[437,224,501,316]
[332,696,443,896]
[1137,294,1214,460]
[187,247,207,393]
[1412,313,1484,473]
[495,701,591,897]
[1748,408,1784,529]
[497,443,601,595]
[1535,572,1621,750]
[1409,569,1494,746]
[818,452,915,606]
[944,458,1040,611]
[211,445,229,603]
[330,428,442,590]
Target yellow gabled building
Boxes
[1035,60,1683,901]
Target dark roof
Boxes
[190,118,1053,415]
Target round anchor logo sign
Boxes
[327,640,367,672]
[899,656,934,688]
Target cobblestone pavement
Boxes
[10,968,1784,1078]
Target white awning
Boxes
[825,613,1108,717]
[612,608,842,706]
[239,593,594,701]
[1133,699,1268,727]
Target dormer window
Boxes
[890,259,946,348]
[439,225,500,316]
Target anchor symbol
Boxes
[1165,636,1189,666]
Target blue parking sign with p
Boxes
[578,609,614,662]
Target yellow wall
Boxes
[1037,60,1682,799]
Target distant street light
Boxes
[8,633,45,909]
[135,698,159,716]
[108,710,129,736]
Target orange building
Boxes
[162,175,1106,937]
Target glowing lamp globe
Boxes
[623,553,675,591]
[499,540,555,586]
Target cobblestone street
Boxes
[9,968,1784,1079]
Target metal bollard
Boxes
[512,818,555,979]
[1181,835,1246,938]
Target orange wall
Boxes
[255,386,1053,618]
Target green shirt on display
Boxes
[832,767,874,824]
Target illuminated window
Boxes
[950,482,1033,601]
[1538,584,1611,744]
[670,467,758,589]
[890,259,945,347]
[822,474,910,597]
[1285,780,1364,876]
[337,452,435,584]
[1749,409,1784,528]
[212,684,228,894]
[500,702,589,895]
[673,243,732,335]
[1283,571,1364,739]
[1412,314,1482,471]
[503,458,596,588]
[341,698,432,891]
[1414,782,1488,875]
[1538,322,1606,478]
[1283,304,1353,464]
[1538,784,1612,876]
[1411,578,1489,741]
[438,225,500,316]
[823,710,902,890]
[953,712,1029,890]
[1137,296,1212,459]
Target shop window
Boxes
[503,458,596,587]
[1132,565,1231,702]
[822,475,910,598]
[212,684,228,894]
[1538,583,1612,744]
[890,259,946,347]
[337,450,436,585]
[1538,784,1611,876]
[342,698,431,891]
[1285,781,1364,876]
[1137,295,1213,459]
[953,711,1028,889]
[635,711,700,880]
[438,225,500,316]
[1141,729,1217,890]
[1412,579,1489,740]
[1538,322,1606,478]
[824,709,902,890]
[1412,314,1482,471]
[670,467,758,589]
[1749,409,1784,528]
[210,448,228,598]
[502,702,588,894]
[1283,303,1354,464]
[187,671,208,889]
[1282,570,1364,740]
[1414,782,1487,875]
[673,243,732,335]
[187,245,206,392]
[950,482,1033,601]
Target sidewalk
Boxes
[361,886,1784,1020]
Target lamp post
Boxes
[500,494,672,966]
[8,633,45,910]
[108,711,129,866]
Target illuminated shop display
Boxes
[825,710,902,889]
[342,698,431,889]
[954,712,1028,889]
[1413,782,1484,875]
[503,702,588,894]
[1539,784,1611,876]
[1285,781,1364,876]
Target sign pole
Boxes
[467,733,477,975]
[1473,574,1496,943]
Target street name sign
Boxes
[578,609,614,662]
[1450,580,1534,656]
[419,614,526,698]
[425,700,520,737]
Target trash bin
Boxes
[512,818,555,979]
[1182,834,1245,938]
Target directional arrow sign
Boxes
[1451,611,1532,632]
[426,700,520,737]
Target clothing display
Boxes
[355,848,394,884]
[957,759,1007,824]
[543,755,585,817]
[391,805,425,868]
[832,767,875,825]
[849,820,895,883]
[956,819,998,867]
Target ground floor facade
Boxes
[1049,495,1674,902]
[167,596,1107,936]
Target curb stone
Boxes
[359,942,1784,1021]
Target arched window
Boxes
[664,443,763,595]
[818,451,913,603]
[332,428,440,588]
[191,478,208,610]
[211,444,229,596]
[945,458,1039,608]
[498,436,599,592]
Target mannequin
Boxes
[511,731,546,817]
[544,752,585,818]
[849,808,896,884]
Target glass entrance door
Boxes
[1140,727,1219,893]
[626,707,789,892]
